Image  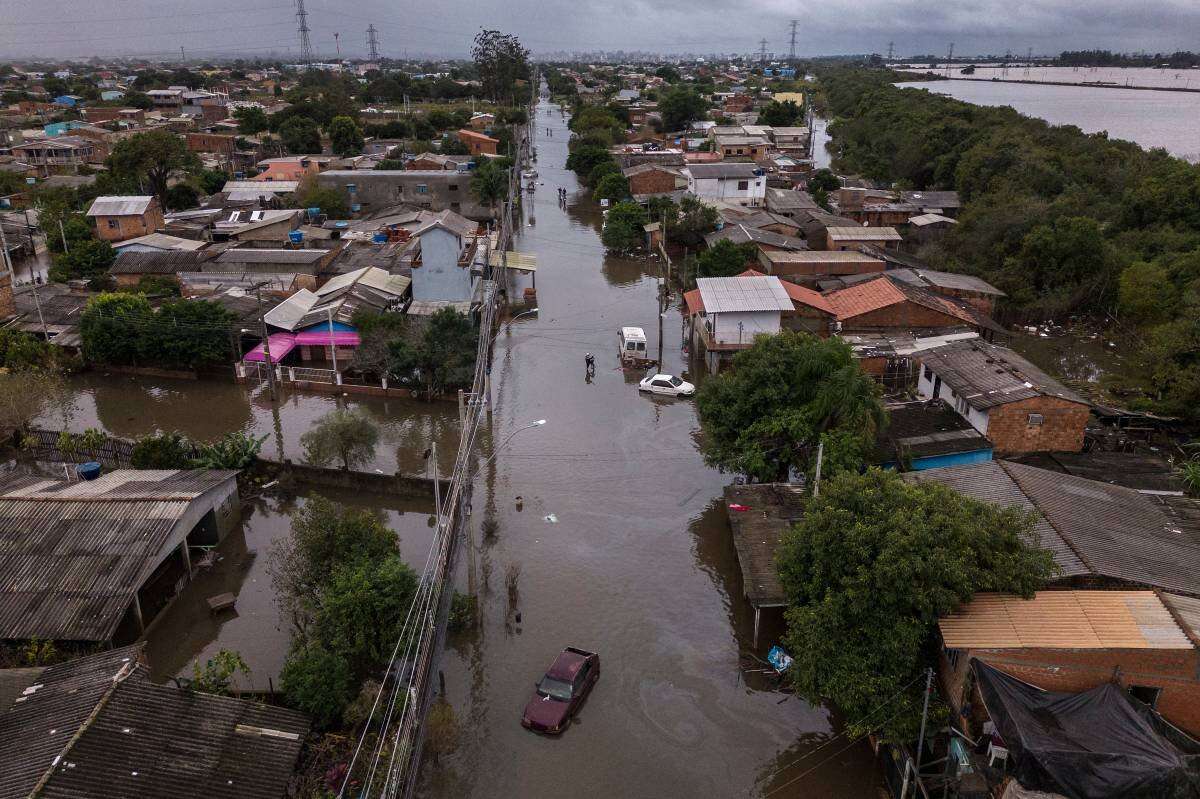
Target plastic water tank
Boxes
[350,204,361,213]
[288,230,304,244]
[76,462,102,481]
[307,206,321,217]
[372,232,388,243]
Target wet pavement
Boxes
[418,98,877,798]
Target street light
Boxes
[506,306,539,333]
[470,418,546,480]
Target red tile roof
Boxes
[738,270,834,315]
[823,276,907,319]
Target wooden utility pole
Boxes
[255,284,277,400]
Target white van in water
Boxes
[618,327,653,367]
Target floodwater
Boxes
[896,79,1200,162]
[144,488,437,693]
[34,373,461,476]
[900,64,1200,91]
[418,98,878,797]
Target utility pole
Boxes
[180,46,185,63]
[758,38,768,64]
[255,284,277,401]
[58,219,68,254]
[812,439,824,496]
[1025,47,1033,76]
[787,20,798,62]
[326,306,338,375]
[945,42,954,77]
[333,32,340,58]
[295,0,313,68]
[914,668,934,791]
[366,24,380,62]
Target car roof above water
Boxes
[546,649,589,682]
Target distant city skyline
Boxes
[1,0,1198,61]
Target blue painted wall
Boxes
[880,447,993,471]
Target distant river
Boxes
[896,79,1200,162]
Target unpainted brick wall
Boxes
[988,396,1088,453]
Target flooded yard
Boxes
[1005,320,1150,404]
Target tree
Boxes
[471,29,530,106]
[757,100,802,127]
[80,293,234,369]
[417,308,478,396]
[695,331,886,482]
[697,239,756,277]
[49,238,115,284]
[658,86,709,132]
[234,106,268,135]
[807,168,841,193]
[469,157,508,214]
[295,178,350,218]
[425,698,461,764]
[280,646,356,729]
[587,160,621,186]
[301,408,380,470]
[777,469,1056,739]
[592,173,630,203]
[565,145,614,179]
[654,65,681,83]
[106,130,201,205]
[163,183,199,211]
[196,168,228,196]
[314,557,418,674]
[1119,260,1177,324]
[601,201,649,252]
[666,196,720,246]
[191,650,250,695]
[328,114,364,157]
[279,115,321,154]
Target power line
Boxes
[367,24,380,61]
[295,0,314,66]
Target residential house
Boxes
[220,180,300,207]
[185,131,237,156]
[211,208,303,241]
[770,126,808,153]
[844,265,1005,315]
[764,187,821,219]
[938,590,1200,738]
[0,645,308,798]
[0,469,239,645]
[871,400,992,470]
[468,112,495,130]
[623,163,685,196]
[252,155,328,182]
[86,195,164,243]
[318,171,491,221]
[827,226,902,250]
[714,135,770,161]
[405,208,483,301]
[915,340,1090,453]
[407,153,473,171]
[757,249,886,283]
[146,87,184,110]
[899,189,962,217]
[906,213,958,246]
[685,163,766,207]
[823,275,998,336]
[704,224,807,255]
[210,246,342,291]
[10,136,94,174]
[112,232,208,255]
[457,129,499,157]
[738,268,835,336]
[686,275,794,370]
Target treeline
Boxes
[1056,50,1200,69]
[821,67,1200,417]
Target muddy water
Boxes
[34,373,462,476]
[144,489,437,693]
[419,100,877,797]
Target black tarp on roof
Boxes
[973,659,1200,799]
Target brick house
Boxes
[622,163,683,196]
[938,590,1200,738]
[468,112,495,131]
[916,340,1089,453]
[457,129,499,157]
[826,226,902,250]
[185,132,236,156]
[86,196,164,243]
[757,250,885,282]
[824,275,998,337]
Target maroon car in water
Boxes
[521,647,600,734]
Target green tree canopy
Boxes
[278,115,321,154]
[757,99,802,127]
[697,239,756,277]
[565,144,614,179]
[778,469,1056,739]
[328,114,364,157]
[80,293,234,369]
[106,130,201,204]
[49,238,115,284]
[300,408,380,470]
[471,28,530,106]
[696,331,886,481]
[295,180,349,218]
[658,86,709,132]
[601,201,648,251]
[470,157,509,212]
[233,106,268,135]
[592,173,630,203]
[666,196,719,246]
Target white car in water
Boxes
[638,373,695,397]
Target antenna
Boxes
[367,24,380,61]
[758,37,768,63]
[295,0,313,68]
[333,32,340,57]
[788,20,798,62]
[886,41,894,62]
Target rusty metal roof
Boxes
[916,339,1086,409]
[724,483,808,607]
[0,646,308,799]
[939,591,1192,650]
[0,470,237,642]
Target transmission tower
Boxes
[1002,49,1011,76]
[788,20,798,61]
[295,0,313,67]
[945,42,954,76]
[758,38,768,63]
[886,41,894,62]
[367,24,380,61]
[1024,47,1033,76]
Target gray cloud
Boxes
[1,0,1198,60]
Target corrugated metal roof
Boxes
[215,248,325,266]
[1162,593,1200,642]
[86,196,154,217]
[111,250,212,275]
[0,646,308,799]
[827,226,902,241]
[738,270,834,315]
[686,163,762,179]
[0,470,236,641]
[939,591,1192,650]
[696,276,794,313]
[917,339,1086,409]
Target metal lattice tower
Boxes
[945,42,954,76]
[295,0,313,67]
[788,20,798,61]
[1025,47,1033,76]
[367,24,380,61]
[887,41,894,61]
[758,38,768,63]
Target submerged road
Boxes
[419,96,878,798]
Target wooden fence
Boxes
[21,428,139,467]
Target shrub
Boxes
[130,431,194,469]
[280,646,356,729]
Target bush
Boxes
[193,431,265,469]
[280,646,356,729]
[601,201,649,251]
[697,239,757,277]
[313,557,419,673]
[49,238,116,284]
[131,431,194,469]
[592,173,630,204]
[301,409,379,470]
[80,293,235,370]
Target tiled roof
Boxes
[823,275,907,319]
[939,591,1192,650]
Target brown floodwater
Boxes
[416,99,878,797]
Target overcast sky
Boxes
[1,0,1198,61]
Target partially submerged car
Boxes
[520,647,600,734]
[638,373,695,397]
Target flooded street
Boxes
[419,99,877,797]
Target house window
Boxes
[923,365,933,381]
[106,219,119,229]
[1129,685,1162,708]
[737,180,749,190]
[1027,413,1044,426]
[450,202,461,212]
[416,184,428,194]
[736,149,744,155]
[449,184,458,192]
